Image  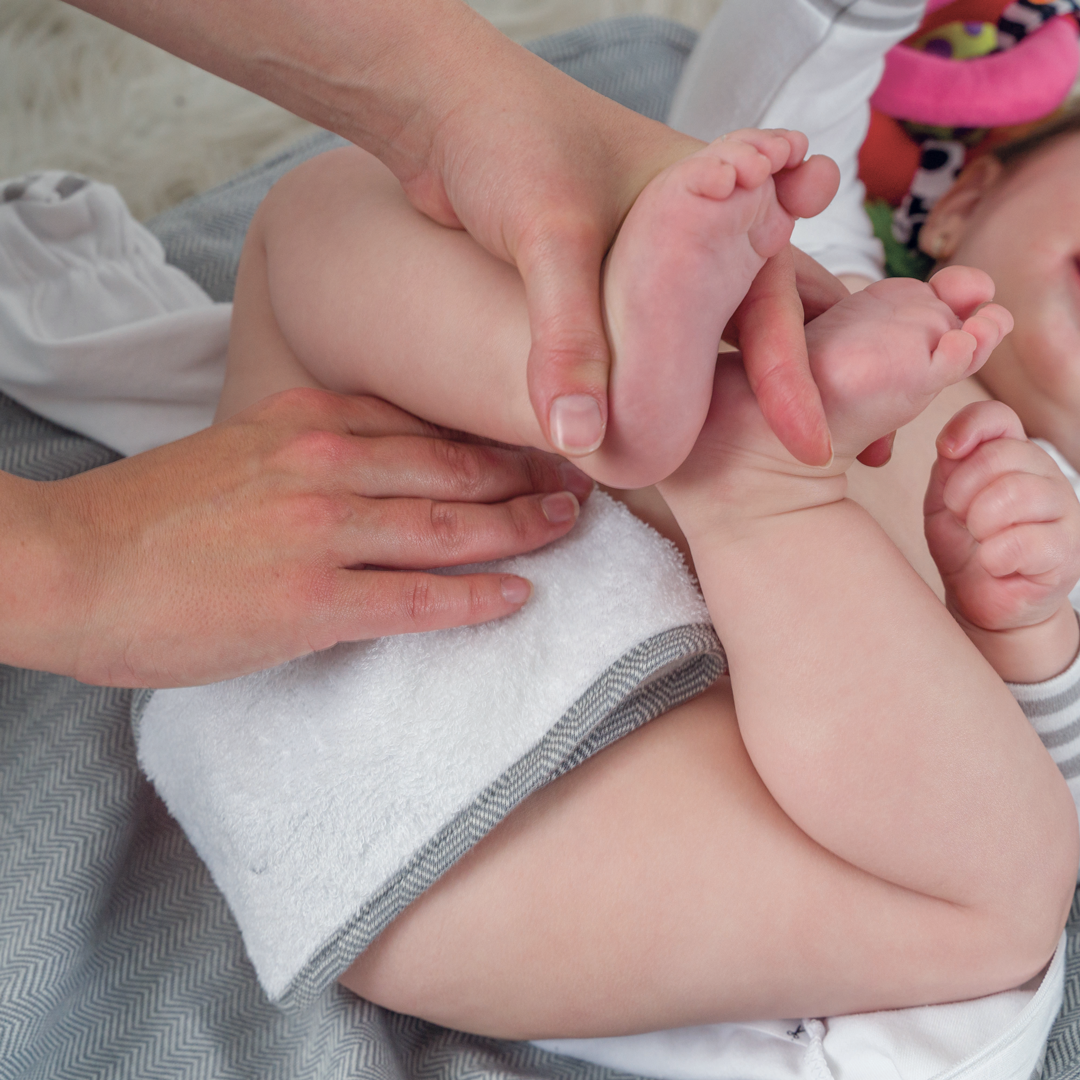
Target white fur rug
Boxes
[0,0,722,220]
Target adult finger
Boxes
[328,391,449,439]
[790,245,848,322]
[518,218,611,457]
[258,387,446,441]
[337,434,594,503]
[330,568,536,640]
[339,491,581,569]
[735,248,832,466]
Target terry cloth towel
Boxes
[0,170,227,456]
[136,491,723,1010]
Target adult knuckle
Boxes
[292,492,352,533]
[505,499,538,544]
[518,450,554,494]
[401,574,439,625]
[435,439,486,498]
[467,576,492,616]
[291,428,350,470]
[299,563,339,613]
[428,500,470,556]
[261,385,335,424]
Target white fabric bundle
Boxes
[0,170,225,454]
[538,937,1065,1080]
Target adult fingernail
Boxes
[542,491,580,524]
[501,576,532,605]
[550,395,604,455]
[558,461,595,502]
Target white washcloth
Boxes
[0,171,226,455]
[137,491,721,1007]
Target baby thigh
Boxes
[340,681,1045,1040]
[221,145,540,445]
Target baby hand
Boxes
[924,400,1080,681]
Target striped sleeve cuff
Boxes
[1007,624,1080,832]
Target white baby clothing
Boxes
[668,0,928,282]
[0,170,227,455]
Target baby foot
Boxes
[659,266,1013,523]
[805,266,1012,464]
[578,129,839,489]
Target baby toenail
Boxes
[550,395,604,455]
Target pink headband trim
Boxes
[871,15,1079,127]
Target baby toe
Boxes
[931,327,980,379]
[929,265,996,320]
[710,132,781,188]
[961,306,1013,370]
[774,155,840,220]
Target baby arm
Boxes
[925,400,1080,683]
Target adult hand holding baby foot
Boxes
[0,391,592,688]
[67,0,845,473]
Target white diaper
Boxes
[137,492,721,1008]
[537,938,1064,1080]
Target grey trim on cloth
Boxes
[6,12,1080,1079]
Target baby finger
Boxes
[977,521,1080,583]
[964,471,1071,542]
[936,400,1025,463]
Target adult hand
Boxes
[723,245,848,466]
[0,390,592,688]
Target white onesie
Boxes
[667,0,928,282]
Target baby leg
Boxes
[218,145,536,435]
[221,134,837,486]
[340,271,1077,1036]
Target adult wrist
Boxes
[0,470,86,676]
[63,0,484,177]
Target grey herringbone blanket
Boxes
[5,15,1080,1080]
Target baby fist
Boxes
[925,400,1080,680]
